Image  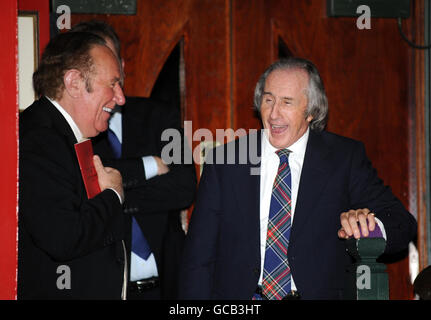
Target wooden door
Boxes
[71,0,424,299]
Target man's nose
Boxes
[114,84,125,106]
[269,100,281,119]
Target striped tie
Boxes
[262,148,292,300]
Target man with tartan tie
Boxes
[179,57,417,300]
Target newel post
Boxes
[344,238,389,300]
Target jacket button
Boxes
[253,268,260,275]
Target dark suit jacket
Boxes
[92,96,197,299]
[179,129,417,300]
[18,97,126,299]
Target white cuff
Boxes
[142,156,158,180]
[109,188,124,204]
[374,217,387,241]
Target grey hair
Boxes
[253,57,328,132]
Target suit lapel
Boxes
[120,104,130,157]
[290,130,332,240]
[232,132,262,260]
[40,98,85,199]
[43,98,78,146]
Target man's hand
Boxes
[154,156,170,175]
[93,155,124,201]
[338,208,376,239]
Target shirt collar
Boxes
[109,110,123,143]
[46,97,85,143]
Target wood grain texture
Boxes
[406,0,428,282]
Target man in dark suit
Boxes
[18,32,127,299]
[71,21,197,299]
[179,57,417,300]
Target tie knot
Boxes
[107,128,117,139]
[276,149,290,163]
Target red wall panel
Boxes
[0,0,50,300]
[0,0,18,300]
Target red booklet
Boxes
[74,139,101,199]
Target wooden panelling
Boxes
[232,0,267,131]
[183,0,231,137]
[407,0,428,276]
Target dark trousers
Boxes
[127,284,161,300]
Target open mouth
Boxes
[270,124,287,134]
[102,106,113,114]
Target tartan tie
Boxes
[262,148,292,300]
[106,127,152,260]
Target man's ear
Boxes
[305,111,313,123]
[63,69,83,98]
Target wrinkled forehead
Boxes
[265,68,309,96]
[90,45,120,71]
[87,45,123,86]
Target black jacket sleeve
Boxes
[19,128,124,262]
